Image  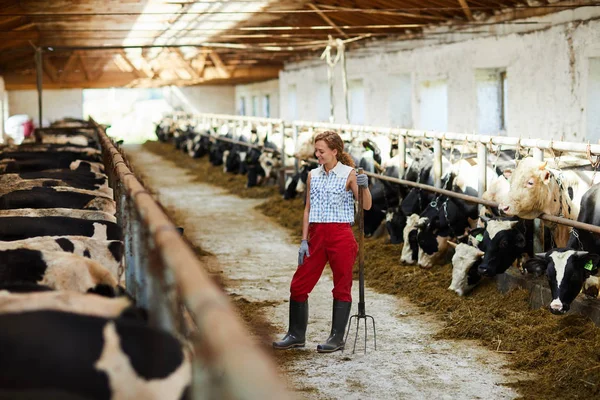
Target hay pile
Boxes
[142,140,600,399]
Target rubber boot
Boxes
[272,300,308,350]
[317,300,352,353]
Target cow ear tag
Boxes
[584,260,595,271]
[475,233,484,242]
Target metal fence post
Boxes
[533,147,545,253]
[477,142,488,196]
[398,133,406,178]
[433,137,443,188]
[292,124,299,174]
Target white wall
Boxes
[8,89,83,127]
[234,79,280,118]
[162,85,235,115]
[279,6,600,141]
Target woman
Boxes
[273,130,372,353]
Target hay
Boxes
[143,140,600,399]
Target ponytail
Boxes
[337,151,355,168]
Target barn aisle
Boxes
[126,144,523,400]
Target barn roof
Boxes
[0,0,593,89]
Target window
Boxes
[389,73,412,128]
[239,97,246,116]
[348,79,365,125]
[587,57,600,142]
[476,68,507,135]
[316,81,331,122]
[288,84,297,120]
[418,79,447,131]
[252,96,259,117]
[263,94,270,118]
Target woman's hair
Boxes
[313,130,355,168]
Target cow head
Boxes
[548,250,599,314]
[525,249,600,314]
[448,242,484,296]
[498,157,553,219]
[476,219,526,277]
[400,214,420,265]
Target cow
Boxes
[185,130,212,158]
[448,242,484,296]
[0,170,112,197]
[0,150,101,163]
[0,291,133,319]
[0,158,104,174]
[0,186,116,215]
[0,208,116,223]
[0,311,191,399]
[0,248,117,293]
[447,218,532,296]
[498,157,587,247]
[473,219,529,277]
[0,236,123,278]
[400,214,421,265]
[0,217,122,242]
[524,248,600,314]
[70,160,105,175]
[567,182,600,252]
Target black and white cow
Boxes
[0,311,191,399]
[0,208,117,223]
[0,217,122,242]
[0,236,123,278]
[0,186,116,214]
[524,248,600,314]
[0,291,133,319]
[0,248,117,293]
[70,160,105,175]
[446,219,529,296]
[448,242,484,296]
[0,170,111,197]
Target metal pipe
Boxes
[433,138,442,188]
[477,142,488,195]
[532,146,545,253]
[34,47,43,131]
[397,134,406,178]
[93,120,291,400]
[292,125,299,174]
[357,169,600,236]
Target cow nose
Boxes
[549,299,565,314]
[500,204,510,213]
[478,265,491,276]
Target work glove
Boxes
[357,174,369,188]
[298,239,310,265]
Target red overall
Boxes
[290,222,358,302]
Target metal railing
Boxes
[93,119,291,400]
[183,113,600,242]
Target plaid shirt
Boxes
[309,162,355,223]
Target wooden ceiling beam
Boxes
[192,50,208,77]
[457,0,475,21]
[117,50,147,79]
[58,52,80,82]
[315,4,447,21]
[43,57,59,82]
[207,50,230,79]
[307,3,348,39]
[170,48,201,80]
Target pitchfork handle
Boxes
[357,168,366,316]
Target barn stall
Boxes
[0,0,600,399]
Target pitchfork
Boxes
[345,167,377,354]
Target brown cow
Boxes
[498,157,587,247]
